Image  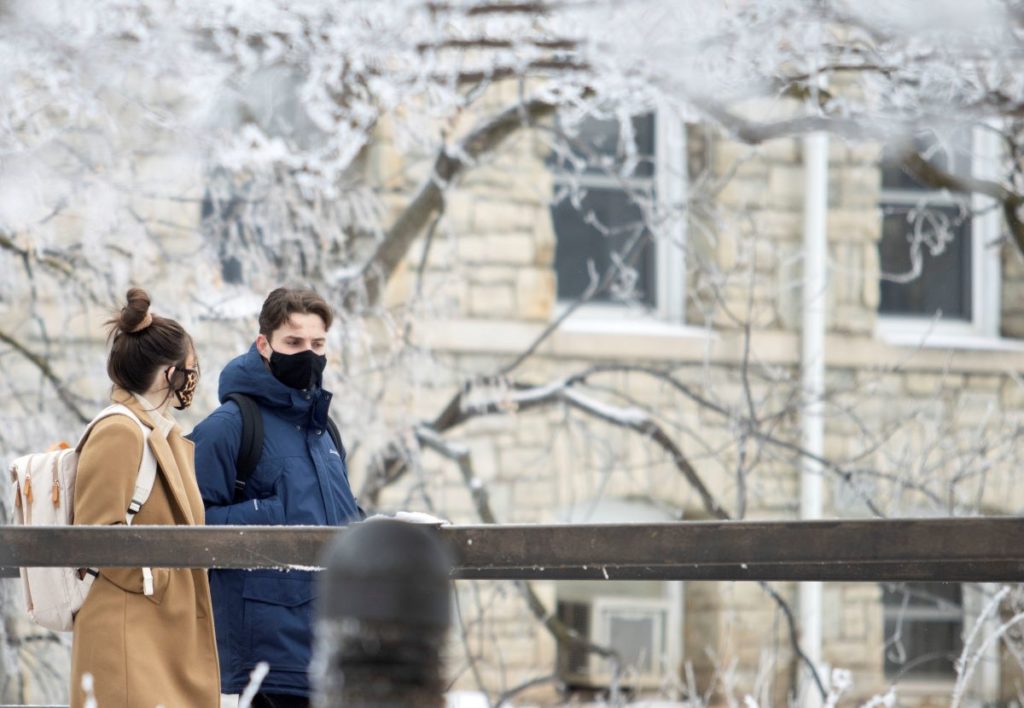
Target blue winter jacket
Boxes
[191,344,361,696]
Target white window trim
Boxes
[552,105,688,326]
[655,105,688,324]
[876,126,1004,348]
[555,309,714,340]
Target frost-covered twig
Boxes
[951,586,1013,708]
[0,328,89,423]
[494,672,562,708]
[238,662,270,708]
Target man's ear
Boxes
[256,334,271,360]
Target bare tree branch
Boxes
[417,38,579,52]
[351,94,562,305]
[0,328,89,424]
[898,147,1024,253]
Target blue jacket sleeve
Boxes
[190,406,284,526]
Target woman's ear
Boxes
[164,365,182,390]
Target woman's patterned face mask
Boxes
[167,364,199,410]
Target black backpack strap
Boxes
[325,416,364,519]
[226,393,263,503]
[326,417,346,463]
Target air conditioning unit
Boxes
[561,596,670,688]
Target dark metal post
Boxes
[313,520,453,708]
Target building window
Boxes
[876,128,1002,342]
[553,500,682,693]
[883,582,963,680]
[549,109,687,322]
[556,585,674,690]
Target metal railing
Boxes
[4,517,1024,706]
[3,516,1024,581]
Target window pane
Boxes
[878,204,972,319]
[551,113,656,178]
[882,583,963,679]
[881,133,972,191]
[883,582,962,611]
[608,615,656,674]
[552,188,656,306]
[884,618,963,678]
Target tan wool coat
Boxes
[70,390,220,708]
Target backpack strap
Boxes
[77,404,159,595]
[326,417,346,463]
[222,395,364,519]
[325,416,364,519]
[77,405,158,519]
[225,393,263,503]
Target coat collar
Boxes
[111,388,196,525]
[218,344,333,428]
[129,393,176,438]
[111,388,162,431]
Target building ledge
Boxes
[416,318,1024,373]
[876,328,1024,353]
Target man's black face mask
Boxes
[268,347,326,391]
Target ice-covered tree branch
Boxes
[0,329,89,424]
[352,94,562,305]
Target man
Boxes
[191,287,361,708]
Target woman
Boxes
[70,288,219,708]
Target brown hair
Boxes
[105,288,194,394]
[258,287,333,339]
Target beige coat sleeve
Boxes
[74,416,170,599]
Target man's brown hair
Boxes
[259,287,334,338]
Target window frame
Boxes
[880,581,966,680]
[875,126,1003,345]
[590,595,673,686]
[882,581,964,682]
[881,583,1002,698]
[550,105,688,325]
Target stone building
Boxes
[358,86,1024,706]
[5,76,1024,708]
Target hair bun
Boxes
[119,288,152,334]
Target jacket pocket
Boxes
[242,572,315,672]
[248,459,286,498]
[100,567,170,605]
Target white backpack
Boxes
[7,404,158,632]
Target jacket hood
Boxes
[217,343,332,426]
